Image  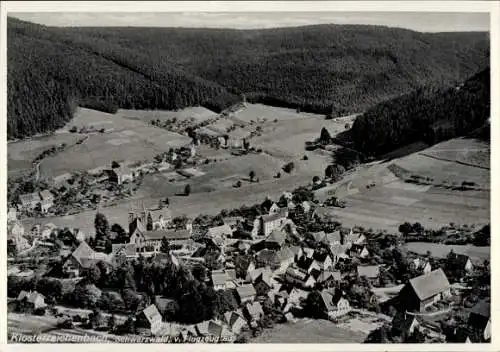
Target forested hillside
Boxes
[350,68,490,156]
[7,17,489,139]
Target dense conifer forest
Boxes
[7,17,489,139]
[350,67,490,156]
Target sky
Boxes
[9,12,490,33]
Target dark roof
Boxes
[450,254,472,268]
[408,268,450,301]
[391,312,418,333]
[469,299,490,319]
[317,271,341,283]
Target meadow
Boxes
[15,105,489,240]
[250,318,366,343]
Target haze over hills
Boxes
[7,17,489,139]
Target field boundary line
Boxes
[419,152,490,170]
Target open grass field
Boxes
[231,103,323,123]
[250,318,366,343]
[35,109,191,179]
[393,138,490,189]
[8,133,83,177]
[404,242,490,261]
[419,137,490,169]
[8,313,59,335]
[116,106,218,123]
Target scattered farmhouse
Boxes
[398,269,451,312]
[62,241,112,277]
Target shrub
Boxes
[69,126,78,133]
[282,162,295,173]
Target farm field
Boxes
[404,242,490,261]
[418,137,490,169]
[393,139,490,189]
[35,109,191,179]
[250,318,366,343]
[8,133,83,177]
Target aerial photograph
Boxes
[5,7,491,344]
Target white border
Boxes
[0,1,498,352]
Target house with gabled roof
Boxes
[259,208,289,237]
[448,253,474,273]
[410,257,432,275]
[344,230,366,247]
[211,270,231,291]
[16,290,46,313]
[223,310,247,334]
[243,302,264,327]
[285,265,316,288]
[319,289,351,318]
[206,224,233,241]
[349,243,370,259]
[18,192,41,211]
[62,241,112,277]
[467,299,491,341]
[398,268,451,312]
[235,284,257,305]
[308,231,327,243]
[253,269,275,296]
[108,164,135,185]
[39,190,55,213]
[321,231,342,246]
[329,243,349,264]
[136,304,163,335]
[391,312,420,338]
[316,271,342,287]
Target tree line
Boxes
[7,17,489,139]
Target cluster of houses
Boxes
[7,187,490,343]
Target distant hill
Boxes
[7,18,489,139]
[350,67,490,156]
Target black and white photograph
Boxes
[2,1,494,346]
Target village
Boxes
[7,180,491,343]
